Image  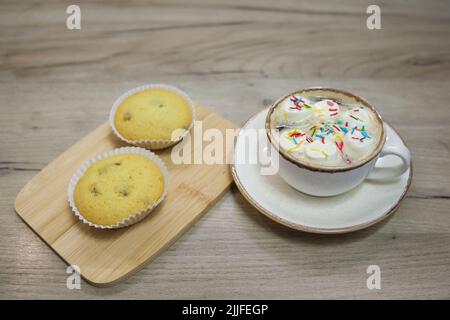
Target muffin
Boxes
[68,147,168,228]
[110,84,195,149]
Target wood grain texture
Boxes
[1,0,450,298]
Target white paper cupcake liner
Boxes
[67,146,169,229]
[109,84,196,150]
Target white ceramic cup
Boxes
[265,87,411,197]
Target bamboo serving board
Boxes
[15,105,237,286]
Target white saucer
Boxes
[231,109,412,234]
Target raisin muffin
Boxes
[111,85,194,149]
[72,152,165,227]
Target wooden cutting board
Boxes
[14,105,238,286]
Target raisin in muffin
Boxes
[73,153,165,226]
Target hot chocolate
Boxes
[270,89,383,168]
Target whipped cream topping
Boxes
[312,99,341,121]
[273,96,315,129]
[305,138,338,163]
[272,94,381,167]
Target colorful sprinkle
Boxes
[361,131,371,139]
[288,129,305,138]
[287,141,303,153]
[332,125,341,132]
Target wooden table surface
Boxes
[1,0,450,299]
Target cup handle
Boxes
[367,136,411,180]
